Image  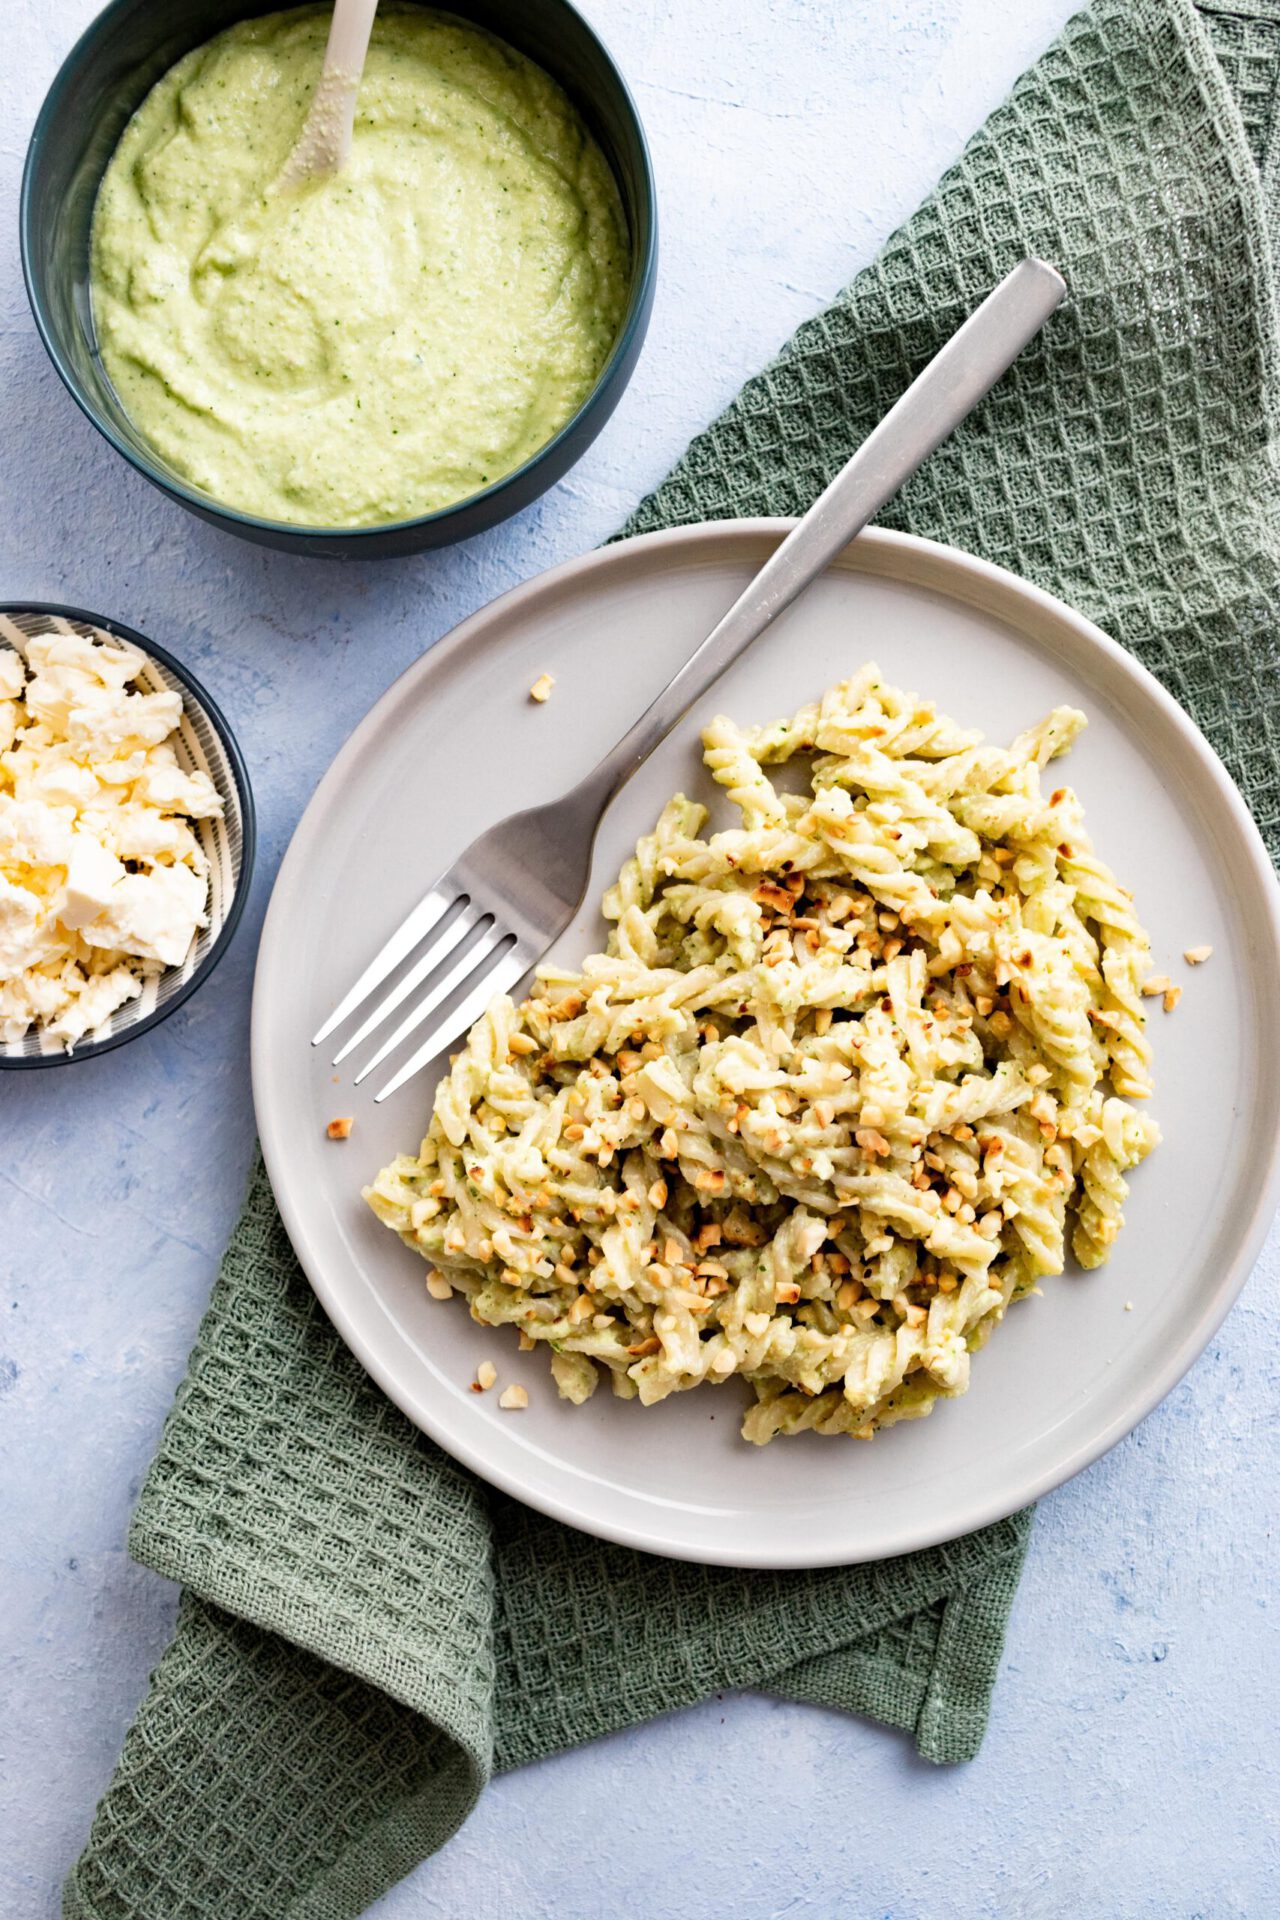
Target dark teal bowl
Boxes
[21,0,657,558]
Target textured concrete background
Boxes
[2,1,1278,1915]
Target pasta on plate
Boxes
[366,665,1160,1443]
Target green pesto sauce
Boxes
[90,4,630,527]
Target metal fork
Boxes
[315,257,1067,1099]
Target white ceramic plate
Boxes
[253,524,1280,1567]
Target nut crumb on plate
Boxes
[1184,945,1213,965]
[326,1116,353,1140]
[1140,974,1172,996]
[498,1383,528,1409]
[1163,985,1182,1012]
[528,673,555,703]
[426,1272,453,1300]
[474,1359,497,1392]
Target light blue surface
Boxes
[2,1,1277,1915]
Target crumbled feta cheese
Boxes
[0,631,223,1048]
[79,860,208,969]
[0,874,52,975]
[22,749,100,810]
[133,757,223,818]
[0,795,76,869]
[59,833,126,932]
[66,687,184,759]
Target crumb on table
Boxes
[326,1116,354,1140]
[529,673,555,703]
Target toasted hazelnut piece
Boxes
[529,673,555,703]
[426,1273,453,1301]
[1163,985,1182,1013]
[1141,974,1173,997]
[326,1116,354,1140]
[508,1032,538,1055]
[474,1360,497,1392]
[498,1384,529,1409]
[1184,945,1213,965]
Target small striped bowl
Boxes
[0,604,254,1067]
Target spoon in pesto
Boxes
[277,0,380,189]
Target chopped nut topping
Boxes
[528,673,555,703]
[498,1384,529,1409]
[474,1360,497,1392]
[1141,974,1173,997]
[326,1116,353,1140]
[548,993,585,1021]
[1184,945,1213,965]
[426,1273,453,1301]
[508,1032,538,1055]
[694,1168,726,1193]
[1163,985,1182,1012]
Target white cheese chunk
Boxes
[134,758,223,818]
[44,965,142,1045]
[20,749,100,809]
[79,862,207,968]
[0,794,76,869]
[0,649,25,699]
[59,833,127,932]
[0,874,58,975]
[65,687,184,759]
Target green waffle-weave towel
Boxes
[65,1,1280,1913]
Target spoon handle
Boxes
[279,0,380,186]
[585,257,1068,807]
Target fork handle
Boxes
[581,257,1066,811]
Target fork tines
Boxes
[312,887,527,1100]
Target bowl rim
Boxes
[0,601,257,1069]
[19,0,659,548]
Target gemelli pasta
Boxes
[366,666,1160,1443]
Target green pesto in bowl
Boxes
[89,3,630,528]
